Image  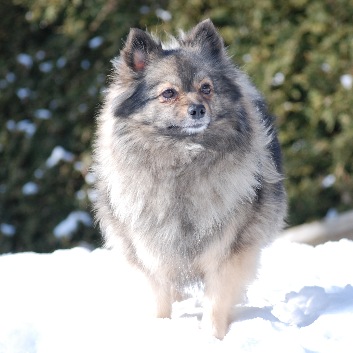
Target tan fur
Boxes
[202,246,261,339]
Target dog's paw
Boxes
[201,314,228,340]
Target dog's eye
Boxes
[162,89,177,100]
[200,83,212,95]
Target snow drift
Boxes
[0,239,353,353]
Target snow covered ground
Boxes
[0,238,353,353]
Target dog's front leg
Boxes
[202,245,261,339]
[148,276,173,319]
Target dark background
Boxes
[1,0,352,253]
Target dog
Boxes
[93,19,286,339]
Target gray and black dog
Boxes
[93,19,286,339]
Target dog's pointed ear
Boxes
[183,19,224,57]
[122,28,162,72]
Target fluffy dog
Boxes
[93,19,286,339]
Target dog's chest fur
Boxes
[101,136,261,260]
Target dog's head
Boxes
[111,19,254,151]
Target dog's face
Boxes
[112,20,252,151]
[145,62,214,136]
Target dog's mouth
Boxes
[167,119,210,135]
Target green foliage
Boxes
[1,0,352,252]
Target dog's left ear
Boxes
[183,19,224,58]
[122,28,162,72]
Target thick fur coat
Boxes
[93,19,286,339]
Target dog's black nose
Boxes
[188,104,206,119]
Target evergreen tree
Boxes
[1,0,352,253]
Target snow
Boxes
[0,223,16,237]
[17,120,36,137]
[88,36,104,49]
[80,59,91,70]
[340,74,352,90]
[38,62,53,73]
[34,169,44,179]
[35,50,46,61]
[22,182,39,196]
[84,171,96,185]
[155,8,172,21]
[34,109,52,120]
[321,174,336,189]
[45,146,74,168]
[0,239,352,353]
[56,57,67,69]
[16,88,32,100]
[6,72,16,83]
[321,63,331,73]
[16,53,33,68]
[272,72,285,86]
[53,211,92,239]
[242,53,252,63]
[6,119,36,137]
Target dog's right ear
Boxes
[122,28,162,72]
[183,19,224,59]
